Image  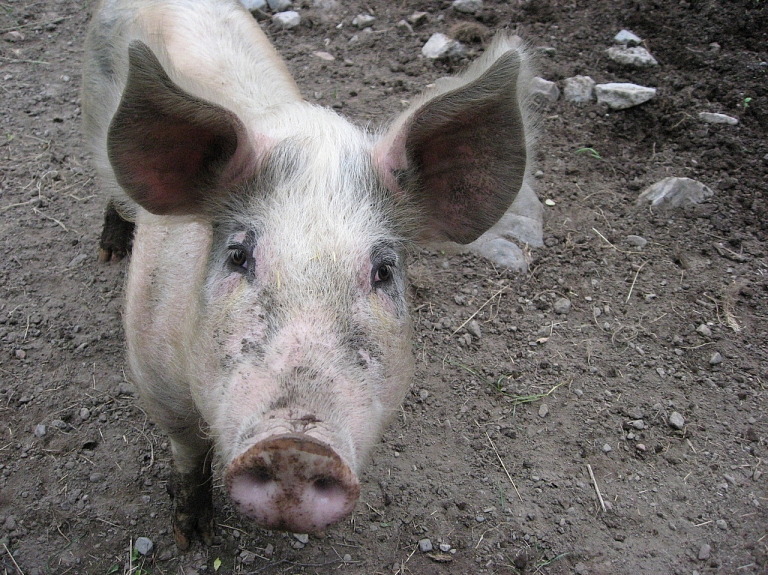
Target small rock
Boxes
[698,112,738,125]
[407,12,428,26]
[419,538,433,552]
[33,424,46,437]
[629,419,646,430]
[636,443,647,452]
[135,537,154,556]
[637,177,714,209]
[90,472,105,482]
[538,403,549,418]
[563,75,595,103]
[606,46,658,67]
[452,0,482,13]
[352,14,375,28]
[602,443,612,453]
[14,349,26,360]
[696,324,712,337]
[4,516,17,530]
[553,298,572,314]
[343,553,352,562]
[668,411,685,430]
[418,389,429,401]
[241,550,257,564]
[716,519,727,531]
[439,543,451,552]
[466,320,482,339]
[267,0,292,11]
[626,235,647,248]
[272,11,300,29]
[531,77,560,103]
[421,33,465,60]
[4,31,25,42]
[79,408,91,420]
[614,29,642,46]
[293,533,309,544]
[313,51,335,61]
[595,82,656,109]
[698,543,711,560]
[239,0,267,11]
[264,543,274,557]
[710,352,723,365]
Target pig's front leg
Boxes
[98,199,135,262]
[166,431,215,550]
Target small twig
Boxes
[485,431,523,502]
[625,262,646,304]
[587,464,606,512]
[452,284,509,335]
[32,207,68,231]
[0,55,49,65]
[3,543,26,575]
[592,228,618,251]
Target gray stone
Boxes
[602,443,612,453]
[606,46,658,67]
[293,533,309,543]
[352,14,375,28]
[452,0,482,13]
[267,0,292,11]
[68,254,88,268]
[134,537,153,556]
[716,519,728,530]
[422,33,453,59]
[439,543,451,552]
[668,411,685,430]
[418,538,433,552]
[272,11,300,28]
[79,407,91,420]
[408,12,428,26]
[630,419,646,430]
[538,403,549,418]
[595,83,656,109]
[637,177,714,209]
[698,543,711,560]
[710,352,723,365]
[698,112,738,125]
[239,0,267,10]
[626,235,647,248]
[614,29,642,46]
[33,424,46,437]
[563,75,595,103]
[554,298,572,314]
[531,76,560,103]
[696,324,712,337]
[466,320,482,339]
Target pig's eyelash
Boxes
[226,245,249,270]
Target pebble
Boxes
[4,516,17,530]
[668,411,685,430]
[626,234,647,248]
[14,349,26,360]
[538,403,549,418]
[614,29,642,46]
[90,472,105,482]
[452,0,482,13]
[709,352,722,365]
[553,298,572,314]
[698,112,738,125]
[419,389,429,401]
[602,443,612,453]
[606,46,658,67]
[272,11,300,29]
[79,408,91,420]
[637,177,714,209]
[407,12,428,26]
[67,254,88,268]
[595,82,656,109]
[135,537,154,556]
[421,33,465,60]
[629,419,645,430]
[696,324,712,337]
[530,77,560,103]
[716,519,727,530]
[33,424,47,437]
[636,443,647,452]
[267,0,291,11]
[239,0,267,11]
[343,553,352,562]
[313,51,335,61]
[439,543,451,552]
[293,533,309,544]
[698,543,711,560]
[466,320,482,339]
[563,75,595,103]
[352,14,375,28]
[419,538,433,552]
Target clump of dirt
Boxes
[1,1,765,574]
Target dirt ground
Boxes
[1,0,767,574]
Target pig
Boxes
[82,0,534,549]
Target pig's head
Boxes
[108,39,531,534]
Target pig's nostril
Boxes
[248,465,273,485]
[313,475,340,493]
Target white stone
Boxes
[606,46,658,67]
[408,12,428,26]
[452,0,483,13]
[267,0,292,11]
[531,77,560,103]
[614,30,642,46]
[239,0,267,10]
[698,112,738,125]
[637,177,714,208]
[668,411,685,430]
[272,11,301,28]
[313,51,335,61]
[595,82,656,109]
[352,14,375,28]
[563,75,595,103]
[422,33,466,60]
[418,538,433,552]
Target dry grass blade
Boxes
[486,431,523,502]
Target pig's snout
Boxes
[225,434,360,534]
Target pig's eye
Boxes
[373,263,393,286]
[227,246,248,270]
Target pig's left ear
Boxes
[107,41,258,216]
[375,38,530,245]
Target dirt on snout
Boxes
[1,0,766,574]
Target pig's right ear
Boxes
[107,41,257,216]
[374,37,530,245]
